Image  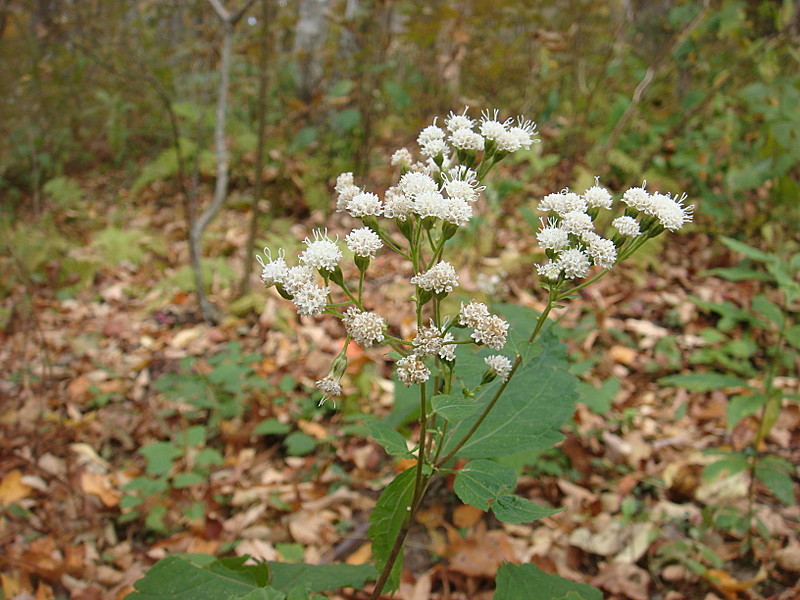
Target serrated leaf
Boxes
[494,562,602,600]
[755,456,796,505]
[139,442,183,476]
[491,495,563,524]
[453,459,516,510]
[266,562,375,595]
[727,393,767,429]
[367,467,417,593]
[364,420,413,458]
[441,330,577,459]
[126,555,277,600]
[658,372,751,392]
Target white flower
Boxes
[439,332,456,361]
[316,376,341,405]
[343,307,386,347]
[622,185,654,214]
[292,283,329,316]
[442,166,483,203]
[559,248,591,279]
[507,117,538,150]
[257,249,288,287]
[560,211,594,235]
[536,222,570,251]
[396,355,430,386]
[282,265,316,295]
[459,301,490,328]
[345,227,383,258]
[581,231,617,270]
[583,180,612,210]
[412,321,444,356]
[445,108,475,132]
[413,190,448,220]
[399,171,438,198]
[538,190,587,216]
[652,192,693,231]
[612,215,641,237]
[494,128,522,153]
[346,191,383,218]
[420,138,449,158]
[411,261,459,294]
[391,148,413,169]
[479,109,511,141]
[383,187,414,221]
[300,229,342,271]
[450,128,485,152]
[472,315,509,350]
[441,197,473,227]
[537,260,562,281]
[335,172,361,212]
[485,355,512,381]
[417,123,446,146]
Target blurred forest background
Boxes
[1,0,799,599]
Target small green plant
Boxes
[119,425,224,533]
[661,237,799,522]
[154,341,269,430]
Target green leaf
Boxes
[127,555,279,600]
[284,432,317,456]
[266,562,375,594]
[719,237,774,264]
[491,495,563,524]
[367,467,417,593]
[755,456,796,505]
[253,419,292,436]
[173,471,206,488]
[703,266,771,282]
[494,562,602,600]
[453,459,516,511]
[703,453,749,481]
[786,324,800,350]
[576,378,619,414]
[751,294,784,328]
[139,442,183,476]
[658,372,751,392]
[441,330,577,459]
[727,393,767,429]
[364,420,414,458]
[195,448,224,468]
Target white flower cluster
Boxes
[459,301,509,350]
[534,179,692,282]
[411,261,459,295]
[257,245,332,316]
[484,355,512,382]
[342,307,386,347]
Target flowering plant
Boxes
[128,108,692,600]
[254,108,692,599]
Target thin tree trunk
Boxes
[190,0,257,322]
[238,0,273,296]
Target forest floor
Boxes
[1,170,799,600]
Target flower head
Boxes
[445,108,475,133]
[459,301,490,328]
[612,215,641,237]
[581,231,617,270]
[396,355,430,386]
[390,148,413,169]
[450,128,485,152]
[559,248,591,279]
[282,265,316,295]
[472,314,509,350]
[345,227,383,258]
[383,187,414,221]
[335,172,361,212]
[479,109,511,141]
[315,376,342,406]
[346,191,383,218]
[484,355,512,381]
[343,307,386,347]
[411,261,459,294]
[412,321,445,356]
[560,211,594,235]
[583,179,612,210]
[292,283,329,316]
[399,171,438,198]
[300,229,342,272]
[257,248,288,288]
[442,166,484,203]
[652,192,693,231]
[536,221,570,251]
[622,185,654,214]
